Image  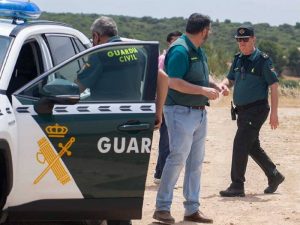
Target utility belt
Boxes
[231,99,268,120]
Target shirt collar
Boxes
[108,36,122,43]
[182,34,203,55]
[239,48,259,61]
[182,34,198,52]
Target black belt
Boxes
[191,106,205,110]
[236,99,268,111]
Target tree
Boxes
[287,48,300,76]
[257,40,286,74]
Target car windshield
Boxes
[0,35,12,72]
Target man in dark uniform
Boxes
[219,25,285,197]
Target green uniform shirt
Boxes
[165,34,209,106]
[78,36,144,100]
[227,48,279,106]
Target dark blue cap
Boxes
[235,25,254,38]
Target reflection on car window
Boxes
[19,44,149,102]
[73,38,87,53]
[0,36,12,71]
[47,35,76,66]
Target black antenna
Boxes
[12,17,17,25]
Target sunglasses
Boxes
[236,38,250,42]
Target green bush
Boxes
[279,79,300,89]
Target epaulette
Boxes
[260,52,269,59]
[234,52,240,57]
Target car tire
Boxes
[0,155,7,212]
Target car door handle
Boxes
[118,123,150,131]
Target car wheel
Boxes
[0,155,7,212]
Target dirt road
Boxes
[135,107,300,225]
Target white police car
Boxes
[0,1,158,224]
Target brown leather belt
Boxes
[191,106,205,110]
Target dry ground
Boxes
[134,97,300,225]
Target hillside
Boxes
[40,12,300,80]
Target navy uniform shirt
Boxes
[227,48,279,106]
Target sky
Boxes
[31,0,300,26]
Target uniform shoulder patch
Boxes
[260,52,269,59]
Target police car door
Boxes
[10,42,158,220]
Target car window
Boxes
[73,38,87,53]
[0,36,12,72]
[19,44,154,102]
[7,41,43,100]
[46,35,77,66]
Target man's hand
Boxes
[203,87,219,100]
[219,83,230,96]
[154,112,162,130]
[269,111,279,129]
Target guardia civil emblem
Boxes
[34,124,75,185]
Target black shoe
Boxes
[220,187,245,197]
[264,171,285,194]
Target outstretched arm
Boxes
[269,82,279,129]
[155,69,169,129]
[220,77,235,96]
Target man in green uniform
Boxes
[76,16,168,129]
[153,13,227,224]
[220,25,285,197]
[76,16,169,225]
[76,16,144,101]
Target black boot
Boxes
[264,170,285,194]
[220,185,245,197]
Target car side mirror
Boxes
[34,79,80,114]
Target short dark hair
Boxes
[186,13,211,34]
[166,31,182,43]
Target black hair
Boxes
[166,31,183,43]
[186,13,211,34]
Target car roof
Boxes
[0,19,17,36]
[0,19,74,37]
